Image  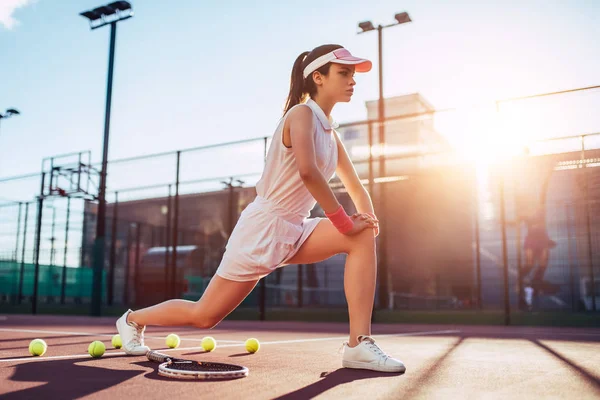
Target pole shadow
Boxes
[272,368,404,400]
[399,336,464,398]
[531,339,600,389]
[3,357,143,399]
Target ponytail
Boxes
[283,51,310,115]
[282,44,344,115]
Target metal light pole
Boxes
[0,108,21,140]
[358,12,412,310]
[80,1,133,316]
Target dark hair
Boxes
[283,44,344,114]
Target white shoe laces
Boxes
[339,335,389,361]
[131,328,142,346]
[360,336,389,360]
[127,321,145,347]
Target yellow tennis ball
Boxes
[201,336,216,352]
[245,338,260,354]
[166,334,180,349]
[88,340,106,358]
[111,334,122,349]
[29,339,47,356]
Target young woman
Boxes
[116,44,405,373]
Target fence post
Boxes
[297,264,303,308]
[60,197,71,305]
[32,172,46,315]
[108,192,118,306]
[18,203,30,305]
[514,184,523,310]
[499,176,511,325]
[165,185,172,301]
[14,202,22,262]
[134,222,142,305]
[580,135,596,312]
[80,204,88,268]
[170,152,181,299]
[124,223,132,305]
[565,203,577,311]
[474,183,482,310]
[49,206,56,267]
[377,121,390,311]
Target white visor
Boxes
[303,48,372,79]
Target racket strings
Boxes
[168,361,245,372]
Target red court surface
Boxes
[1,314,599,399]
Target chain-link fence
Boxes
[1,86,599,322]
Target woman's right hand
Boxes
[343,213,378,236]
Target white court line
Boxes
[0,328,243,343]
[0,329,460,363]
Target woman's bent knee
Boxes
[192,316,220,330]
[349,229,376,250]
[190,305,221,329]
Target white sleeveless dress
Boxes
[215,98,339,281]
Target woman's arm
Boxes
[289,106,341,214]
[332,130,374,214]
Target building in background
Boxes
[337,93,452,179]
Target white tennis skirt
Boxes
[215,195,324,282]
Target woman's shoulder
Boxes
[286,103,313,118]
[283,103,315,127]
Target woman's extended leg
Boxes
[116,275,258,355]
[129,275,259,329]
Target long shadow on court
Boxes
[396,336,464,399]
[272,368,404,399]
[2,357,143,399]
[531,339,600,389]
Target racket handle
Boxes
[146,350,171,363]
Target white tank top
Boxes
[255,98,339,219]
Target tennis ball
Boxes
[245,338,260,354]
[88,340,106,358]
[29,339,47,356]
[166,333,181,349]
[201,336,216,352]
[111,334,122,349]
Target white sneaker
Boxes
[341,335,406,373]
[116,309,151,356]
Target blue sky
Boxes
[1,0,599,180]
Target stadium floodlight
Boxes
[80,1,133,30]
[394,12,412,25]
[80,2,133,317]
[4,109,20,116]
[0,107,21,140]
[358,21,375,32]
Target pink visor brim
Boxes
[331,58,372,73]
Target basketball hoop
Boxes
[41,151,100,201]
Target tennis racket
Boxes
[146,350,249,380]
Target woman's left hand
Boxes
[352,213,379,237]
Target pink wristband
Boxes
[325,205,354,234]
